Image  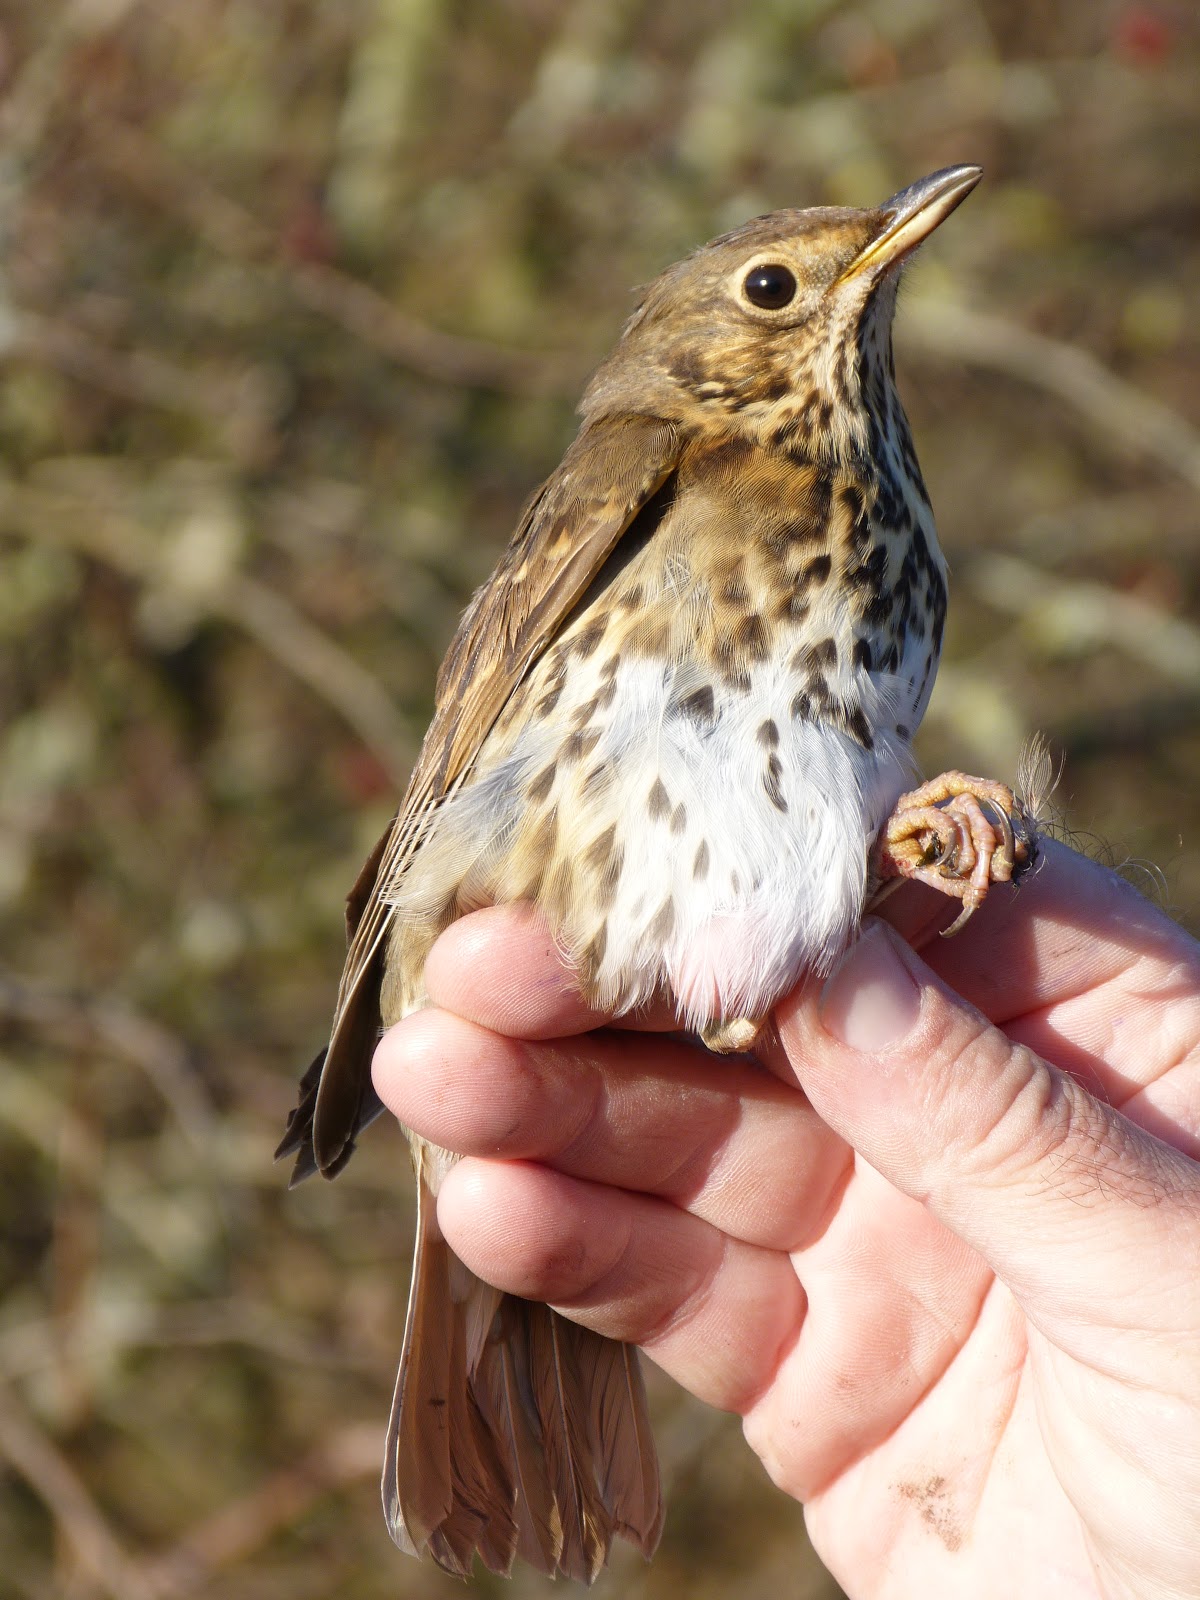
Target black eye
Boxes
[743,263,797,310]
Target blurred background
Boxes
[1,1,1198,1596]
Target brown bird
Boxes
[278,165,1032,1582]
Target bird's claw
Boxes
[872,770,1037,934]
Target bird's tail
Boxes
[383,1168,664,1582]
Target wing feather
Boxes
[289,413,680,1179]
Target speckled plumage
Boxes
[278,166,1028,1583]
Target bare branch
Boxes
[0,1385,156,1600]
[962,550,1200,682]
[901,298,1200,494]
[89,122,576,398]
[0,970,215,1153]
[1,313,258,449]
[0,474,416,781]
[136,1424,382,1600]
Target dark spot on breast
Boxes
[693,840,710,880]
[585,825,617,870]
[757,719,779,749]
[582,762,608,796]
[793,638,837,678]
[791,691,812,721]
[648,899,676,944]
[675,684,716,723]
[635,617,671,657]
[895,722,910,739]
[696,434,756,472]
[764,753,787,812]
[805,468,834,526]
[527,809,558,861]
[843,706,874,749]
[545,856,574,909]
[808,678,835,713]
[571,697,600,729]
[733,613,769,662]
[580,926,607,972]
[573,616,606,658]
[853,637,874,672]
[585,826,623,910]
[847,544,887,594]
[770,416,801,453]
[648,778,671,821]
[721,574,751,606]
[563,728,601,763]
[670,803,687,834]
[596,847,623,909]
[535,685,563,717]
[618,583,645,611]
[527,764,556,804]
[798,553,832,590]
[600,654,620,680]
[778,593,810,624]
[863,590,893,629]
[772,515,819,549]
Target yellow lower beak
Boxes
[839,165,982,282]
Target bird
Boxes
[277,164,1033,1583]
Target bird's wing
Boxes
[278,413,680,1179]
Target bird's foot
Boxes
[873,771,1037,936]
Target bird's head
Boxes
[584,166,981,467]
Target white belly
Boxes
[395,650,919,1028]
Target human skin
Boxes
[371,841,1200,1598]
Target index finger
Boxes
[422,902,683,1038]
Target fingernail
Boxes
[819,922,921,1052]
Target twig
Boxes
[220,573,416,780]
[0,312,257,448]
[135,1424,382,1600]
[901,298,1200,494]
[90,121,576,398]
[0,1384,156,1600]
[0,474,416,781]
[0,0,146,161]
[0,970,215,1156]
[0,1298,374,1382]
[962,550,1200,684]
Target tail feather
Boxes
[382,1175,457,1558]
[586,1329,665,1553]
[484,1309,564,1572]
[383,1170,663,1581]
[528,1305,613,1583]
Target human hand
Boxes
[372,841,1200,1599]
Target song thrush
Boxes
[278,164,1033,1581]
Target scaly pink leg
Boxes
[873,771,1035,935]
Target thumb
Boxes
[773,918,1200,1362]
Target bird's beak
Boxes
[838,165,982,282]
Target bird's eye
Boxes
[742,263,797,310]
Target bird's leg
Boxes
[872,771,1036,935]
